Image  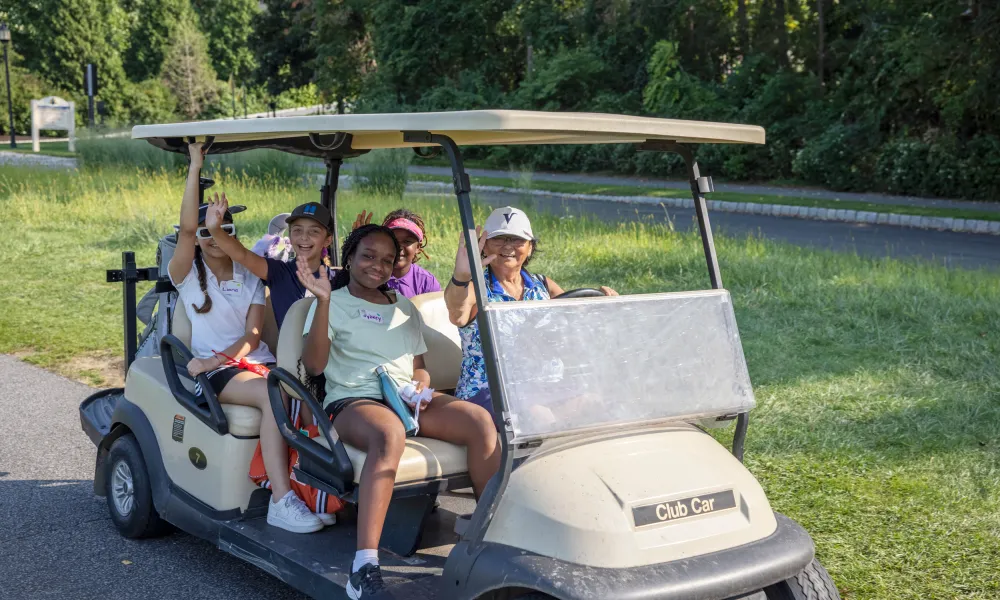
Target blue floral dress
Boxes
[455,268,550,402]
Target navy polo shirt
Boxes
[264,258,322,330]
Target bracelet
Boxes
[451,275,472,288]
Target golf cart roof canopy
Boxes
[131,110,765,157]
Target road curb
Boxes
[408,180,1000,236]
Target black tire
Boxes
[765,558,841,600]
[104,434,171,538]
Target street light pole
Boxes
[0,23,16,149]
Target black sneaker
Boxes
[346,563,386,599]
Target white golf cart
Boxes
[80,110,840,600]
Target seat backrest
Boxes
[276,297,316,378]
[410,292,462,391]
[276,292,463,392]
[171,288,279,352]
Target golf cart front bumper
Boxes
[455,512,814,600]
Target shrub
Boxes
[350,149,411,199]
[792,122,879,191]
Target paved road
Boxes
[462,190,1000,270]
[0,355,305,600]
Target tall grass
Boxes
[1,165,1000,598]
[77,132,184,172]
[350,149,412,199]
[76,133,311,187]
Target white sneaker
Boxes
[267,491,323,533]
[318,512,337,527]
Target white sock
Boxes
[353,549,379,572]
[272,490,295,505]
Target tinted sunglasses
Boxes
[196,224,236,239]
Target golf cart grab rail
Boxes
[266,367,355,485]
[159,334,230,436]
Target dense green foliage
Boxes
[1,1,998,199]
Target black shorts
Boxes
[194,363,276,400]
[324,397,384,422]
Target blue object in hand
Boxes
[376,366,418,437]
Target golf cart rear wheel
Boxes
[105,434,170,538]
[765,558,840,600]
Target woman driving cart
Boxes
[298,224,500,599]
[445,206,618,416]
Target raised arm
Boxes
[297,256,333,377]
[444,227,495,327]
[205,191,269,280]
[168,143,205,284]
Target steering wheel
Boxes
[555,288,605,299]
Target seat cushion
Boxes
[315,435,468,485]
[221,405,263,438]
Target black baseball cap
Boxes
[197,203,246,225]
[285,202,334,231]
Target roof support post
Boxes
[402,131,514,573]
[320,157,343,266]
[638,140,746,462]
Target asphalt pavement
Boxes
[0,355,305,600]
[467,190,1000,270]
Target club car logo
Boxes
[632,490,737,528]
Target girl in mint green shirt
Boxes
[298,224,499,597]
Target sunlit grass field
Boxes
[1,164,998,599]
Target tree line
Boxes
[1,1,997,200]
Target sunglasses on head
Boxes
[196,224,236,239]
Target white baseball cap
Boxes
[268,213,291,236]
[484,206,534,240]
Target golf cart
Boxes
[80,110,840,600]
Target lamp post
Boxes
[0,23,16,149]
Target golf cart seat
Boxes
[164,293,281,438]
[271,295,471,490]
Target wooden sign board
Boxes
[31,96,76,152]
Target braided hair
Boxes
[192,246,213,314]
[297,224,402,403]
[383,208,430,261]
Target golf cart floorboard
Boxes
[218,492,475,599]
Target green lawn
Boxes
[413,173,1000,223]
[2,165,998,599]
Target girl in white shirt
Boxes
[167,142,323,535]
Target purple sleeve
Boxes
[420,268,442,294]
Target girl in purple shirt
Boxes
[353,208,442,298]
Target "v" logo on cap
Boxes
[503,213,514,224]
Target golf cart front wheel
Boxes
[105,434,170,539]
[765,558,840,600]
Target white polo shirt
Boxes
[170,260,276,364]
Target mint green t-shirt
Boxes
[303,287,428,407]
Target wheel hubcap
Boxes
[111,460,135,517]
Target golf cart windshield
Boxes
[487,290,755,442]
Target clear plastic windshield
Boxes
[484,290,755,442]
